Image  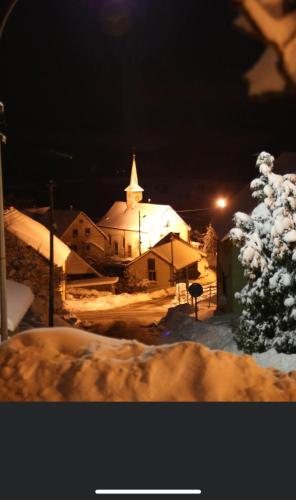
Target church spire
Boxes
[125,153,144,209]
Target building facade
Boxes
[97,155,191,260]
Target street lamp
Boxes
[216,197,227,209]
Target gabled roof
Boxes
[5,207,71,267]
[97,201,190,232]
[23,208,107,239]
[5,208,100,276]
[212,152,296,240]
[128,237,204,270]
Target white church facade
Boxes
[97,155,191,260]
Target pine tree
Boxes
[230,151,296,353]
[202,223,217,256]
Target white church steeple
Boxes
[125,154,144,209]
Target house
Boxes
[213,152,296,313]
[24,208,107,262]
[97,155,191,260]
[4,208,118,318]
[126,233,208,289]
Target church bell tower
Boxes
[125,154,144,209]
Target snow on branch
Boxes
[235,0,296,95]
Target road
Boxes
[76,294,174,325]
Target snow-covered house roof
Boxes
[5,208,71,267]
[24,207,107,239]
[128,237,205,271]
[4,208,99,275]
[98,201,190,232]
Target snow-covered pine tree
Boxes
[230,151,296,353]
[202,223,217,256]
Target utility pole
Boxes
[48,180,55,327]
[170,234,175,286]
[138,210,141,256]
[0,102,8,341]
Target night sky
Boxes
[1,0,296,226]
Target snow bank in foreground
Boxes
[159,307,296,373]
[65,288,174,312]
[1,327,296,402]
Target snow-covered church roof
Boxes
[98,201,190,232]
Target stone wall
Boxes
[5,231,64,322]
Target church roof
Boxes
[97,201,190,232]
[124,154,144,193]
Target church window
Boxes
[127,245,132,258]
[147,258,156,281]
[72,229,78,238]
[114,241,119,255]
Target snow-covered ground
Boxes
[158,307,296,373]
[1,326,296,402]
[65,287,176,312]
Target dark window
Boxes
[114,241,119,255]
[123,236,125,248]
[70,244,77,252]
[72,229,78,238]
[109,234,111,245]
[85,228,91,236]
[147,258,156,281]
[127,244,132,258]
[85,244,90,252]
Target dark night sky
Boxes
[1,0,296,224]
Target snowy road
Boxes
[76,295,216,325]
[76,295,174,324]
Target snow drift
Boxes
[5,280,34,331]
[1,327,296,402]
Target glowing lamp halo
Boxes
[216,197,227,209]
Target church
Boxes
[97,155,191,260]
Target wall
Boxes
[5,231,63,322]
[128,252,172,289]
[103,207,190,259]
[62,212,106,262]
[217,239,245,313]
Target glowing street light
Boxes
[216,197,227,209]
